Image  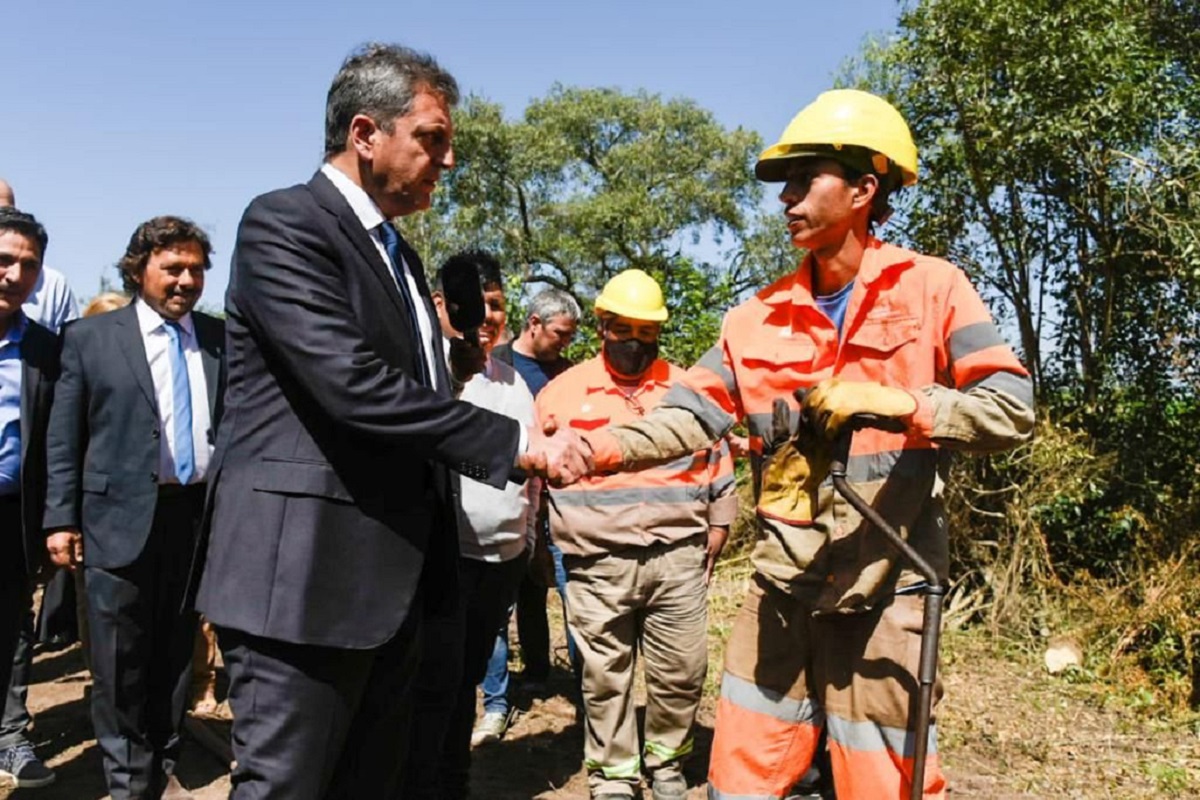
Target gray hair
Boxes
[324,43,460,159]
[523,288,581,330]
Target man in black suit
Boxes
[194,43,590,799]
[0,208,58,790]
[44,216,225,800]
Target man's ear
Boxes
[348,114,380,161]
[851,173,879,212]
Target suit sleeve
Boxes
[42,326,85,531]
[232,191,521,489]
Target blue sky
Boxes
[6,0,901,303]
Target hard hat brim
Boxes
[755,149,837,182]
[595,301,669,322]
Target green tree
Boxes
[401,86,771,361]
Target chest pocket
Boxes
[846,315,920,355]
[739,339,820,410]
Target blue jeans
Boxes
[481,540,576,714]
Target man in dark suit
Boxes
[0,207,58,790]
[44,216,225,800]
[193,43,590,799]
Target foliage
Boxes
[400,86,789,364]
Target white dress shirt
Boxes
[320,163,440,390]
[135,299,213,484]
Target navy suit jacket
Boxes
[195,171,522,649]
[43,303,225,569]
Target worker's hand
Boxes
[802,377,916,441]
[757,395,831,525]
[46,528,84,571]
[520,417,594,486]
[704,525,730,585]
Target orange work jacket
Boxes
[537,355,737,557]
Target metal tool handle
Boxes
[828,414,945,800]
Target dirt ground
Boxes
[3,570,1198,799]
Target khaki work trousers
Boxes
[707,575,946,800]
[564,534,708,798]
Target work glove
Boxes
[757,392,831,525]
[802,377,916,441]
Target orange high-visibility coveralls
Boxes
[585,239,1034,800]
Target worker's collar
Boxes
[770,237,913,310]
[582,355,671,394]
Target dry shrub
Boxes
[1060,545,1200,713]
[943,420,1103,633]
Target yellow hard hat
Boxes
[594,269,669,322]
[756,89,918,187]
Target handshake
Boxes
[517,418,594,486]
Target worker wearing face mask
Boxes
[536,269,737,800]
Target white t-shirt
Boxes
[455,355,538,562]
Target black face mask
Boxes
[604,337,658,378]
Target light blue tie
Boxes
[163,321,195,485]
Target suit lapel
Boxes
[115,303,159,412]
[195,314,221,417]
[395,234,451,396]
[308,171,448,392]
[18,339,38,468]
[309,172,412,324]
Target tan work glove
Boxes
[803,377,916,440]
[757,394,831,525]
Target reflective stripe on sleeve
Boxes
[696,344,738,395]
[662,382,737,438]
[962,369,1035,408]
[947,320,1007,364]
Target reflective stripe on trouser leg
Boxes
[827,716,942,800]
[585,753,642,780]
[707,577,822,800]
[814,592,947,800]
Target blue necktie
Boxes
[163,322,195,484]
[378,222,432,386]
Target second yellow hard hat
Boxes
[594,269,669,322]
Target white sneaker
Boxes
[471,710,510,746]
